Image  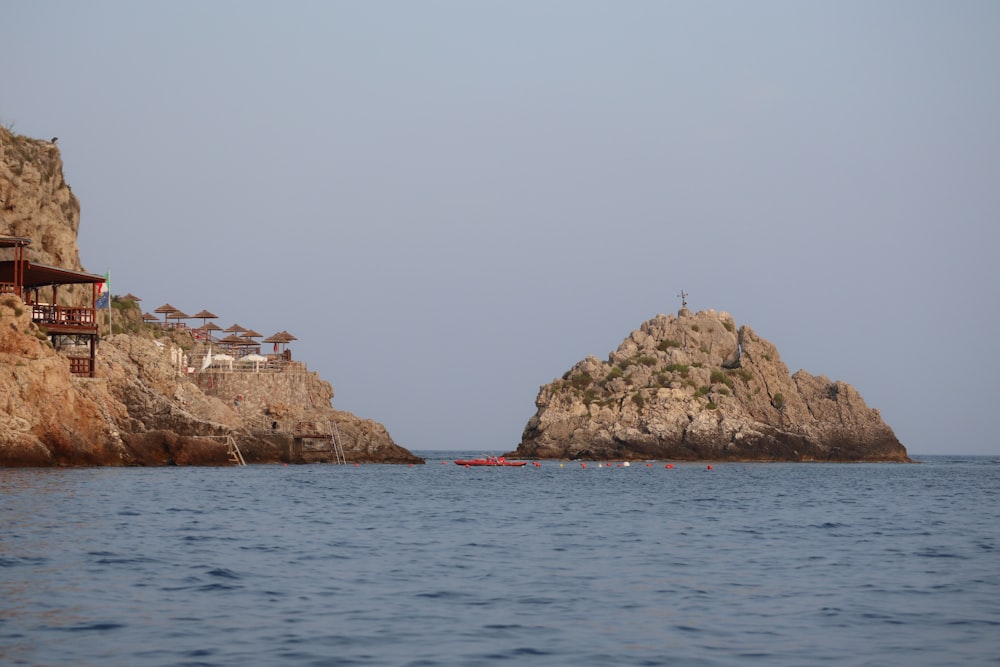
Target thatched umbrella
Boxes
[121,293,142,303]
[218,333,245,354]
[142,312,159,323]
[238,329,262,354]
[202,321,223,343]
[193,309,218,329]
[239,329,262,354]
[192,310,219,342]
[278,331,298,359]
[263,332,284,355]
[154,303,178,326]
[265,331,297,355]
[167,309,191,329]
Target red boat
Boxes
[454,456,527,467]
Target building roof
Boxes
[0,260,105,287]
[0,236,32,249]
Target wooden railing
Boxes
[31,304,97,328]
[68,356,93,375]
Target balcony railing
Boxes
[31,304,97,329]
[68,356,93,375]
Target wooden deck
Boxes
[31,304,98,334]
[2,236,104,377]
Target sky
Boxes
[4,1,999,455]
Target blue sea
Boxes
[1,454,998,666]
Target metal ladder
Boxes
[329,421,347,465]
[226,435,246,466]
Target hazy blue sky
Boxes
[5,2,999,455]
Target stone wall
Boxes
[191,363,334,432]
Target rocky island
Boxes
[511,307,908,462]
[0,126,421,467]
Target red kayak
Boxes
[454,456,527,467]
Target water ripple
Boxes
[0,456,997,665]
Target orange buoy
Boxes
[666,463,674,469]
[707,465,713,470]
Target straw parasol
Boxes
[201,321,223,343]
[191,310,219,342]
[166,309,191,329]
[218,333,246,354]
[142,312,159,323]
[263,332,283,354]
[264,331,297,354]
[239,329,263,354]
[154,303,178,326]
[121,293,142,303]
[192,309,218,329]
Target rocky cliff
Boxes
[0,127,89,305]
[512,308,908,462]
[0,127,420,466]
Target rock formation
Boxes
[0,127,88,305]
[512,308,908,462]
[0,126,421,466]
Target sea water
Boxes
[1,454,998,666]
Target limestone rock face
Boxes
[0,127,90,305]
[0,127,421,466]
[0,296,126,465]
[0,303,423,466]
[513,309,908,462]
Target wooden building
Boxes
[0,235,106,377]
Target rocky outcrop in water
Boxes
[0,286,422,467]
[512,308,908,462]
